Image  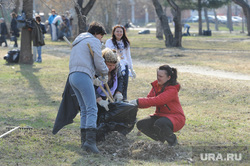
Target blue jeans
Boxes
[33,46,42,62]
[69,72,97,129]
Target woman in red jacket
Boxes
[130,65,185,146]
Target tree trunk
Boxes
[19,0,33,64]
[75,0,96,34]
[106,0,114,34]
[169,1,182,47]
[232,0,250,36]
[213,9,219,31]
[227,3,233,32]
[204,7,210,30]
[198,0,202,35]
[155,11,163,40]
[152,0,173,47]
[13,0,20,14]
[152,0,182,47]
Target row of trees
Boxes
[1,0,249,64]
[153,0,250,48]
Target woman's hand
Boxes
[114,92,123,102]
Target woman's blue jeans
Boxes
[33,46,42,62]
[69,72,97,129]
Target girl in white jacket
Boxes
[105,25,136,101]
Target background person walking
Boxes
[0,18,8,47]
[10,12,20,47]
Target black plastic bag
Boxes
[3,49,20,63]
[97,102,138,141]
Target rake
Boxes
[0,126,33,138]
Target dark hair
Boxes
[35,15,41,22]
[111,25,130,49]
[158,65,178,87]
[88,21,106,36]
[11,12,17,18]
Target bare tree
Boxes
[198,0,202,35]
[19,0,33,64]
[227,3,233,32]
[213,9,219,31]
[13,0,20,13]
[155,11,163,39]
[75,0,96,33]
[152,0,182,47]
[232,0,250,36]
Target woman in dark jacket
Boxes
[130,65,185,146]
[10,12,20,47]
[0,18,8,47]
[32,15,46,63]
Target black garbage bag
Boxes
[52,78,138,138]
[3,49,20,63]
[96,102,138,141]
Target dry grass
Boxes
[0,31,249,165]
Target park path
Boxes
[133,60,250,81]
[44,45,250,81]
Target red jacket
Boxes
[138,80,185,132]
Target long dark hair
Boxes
[158,65,179,89]
[111,25,130,49]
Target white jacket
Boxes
[105,39,133,70]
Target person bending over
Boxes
[69,21,108,154]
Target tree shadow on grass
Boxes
[17,64,54,106]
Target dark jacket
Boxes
[10,18,20,37]
[40,23,46,34]
[52,77,80,134]
[32,20,45,46]
[0,22,8,35]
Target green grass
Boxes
[0,30,249,165]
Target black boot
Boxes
[82,128,100,154]
[154,124,177,146]
[166,134,178,146]
[80,128,86,148]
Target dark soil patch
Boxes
[98,131,192,162]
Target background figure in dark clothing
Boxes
[32,15,46,63]
[183,23,190,36]
[0,18,8,47]
[58,15,70,40]
[66,11,73,38]
[10,12,20,47]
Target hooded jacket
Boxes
[69,32,108,79]
[138,80,185,132]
